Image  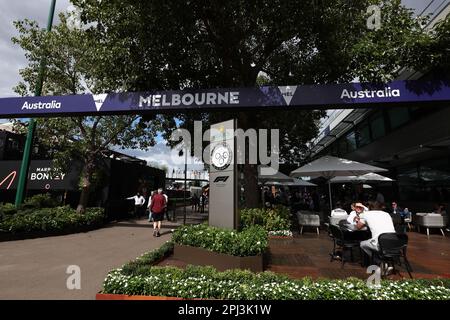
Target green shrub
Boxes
[0,206,105,234]
[121,241,174,276]
[240,206,291,232]
[172,224,268,257]
[0,203,17,216]
[22,193,59,209]
[102,264,450,300]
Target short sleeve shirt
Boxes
[359,210,395,244]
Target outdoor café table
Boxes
[339,223,371,242]
[338,223,372,266]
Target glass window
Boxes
[397,165,421,201]
[370,111,386,140]
[409,105,441,120]
[419,158,450,202]
[356,121,371,148]
[338,137,348,155]
[330,144,339,156]
[345,131,357,153]
[388,107,410,129]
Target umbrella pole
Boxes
[328,180,333,210]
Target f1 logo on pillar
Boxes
[213,176,229,185]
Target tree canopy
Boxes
[12,14,162,212]
[69,0,449,206]
[13,0,449,208]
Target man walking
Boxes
[150,188,167,237]
[126,192,145,218]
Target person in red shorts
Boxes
[150,188,167,237]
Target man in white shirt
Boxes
[126,192,146,218]
[162,191,170,221]
[147,191,156,221]
[347,203,368,225]
[355,201,395,262]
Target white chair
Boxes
[415,213,448,237]
[331,208,348,216]
[296,212,320,235]
[329,209,348,226]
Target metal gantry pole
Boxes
[328,180,333,211]
[15,0,57,207]
[183,149,187,225]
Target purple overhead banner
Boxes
[0,80,449,118]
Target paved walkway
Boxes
[0,208,208,300]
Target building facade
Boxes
[307,4,450,211]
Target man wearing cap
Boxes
[347,202,368,225]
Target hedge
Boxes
[240,206,291,233]
[172,223,268,257]
[0,194,59,218]
[102,264,450,300]
[0,206,105,234]
[121,241,174,276]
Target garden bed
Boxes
[268,235,294,240]
[268,230,294,239]
[172,224,268,257]
[99,241,450,300]
[0,205,105,241]
[100,264,450,300]
[96,293,184,300]
[0,222,104,242]
[173,243,263,272]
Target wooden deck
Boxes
[267,231,450,280]
[158,230,450,280]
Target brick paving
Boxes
[159,229,450,281]
[3,208,447,300]
[0,207,208,300]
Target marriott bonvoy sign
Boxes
[1,80,449,117]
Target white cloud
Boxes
[0,0,71,98]
[113,143,208,179]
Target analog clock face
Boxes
[211,142,232,171]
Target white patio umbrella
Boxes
[363,184,373,189]
[263,179,317,187]
[258,165,294,183]
[330,172,394,184]
[263,181,283,186]
[290,156,388,210]
[283,179,317,187]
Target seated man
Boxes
[355,201,396,265]
[390,201,406,232]
[347,202,368,225]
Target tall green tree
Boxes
[71,0,443,207]
[12,14,162,213]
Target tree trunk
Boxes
[242,163,259,208]
[76,158,95,214]
[239,111,260,208]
